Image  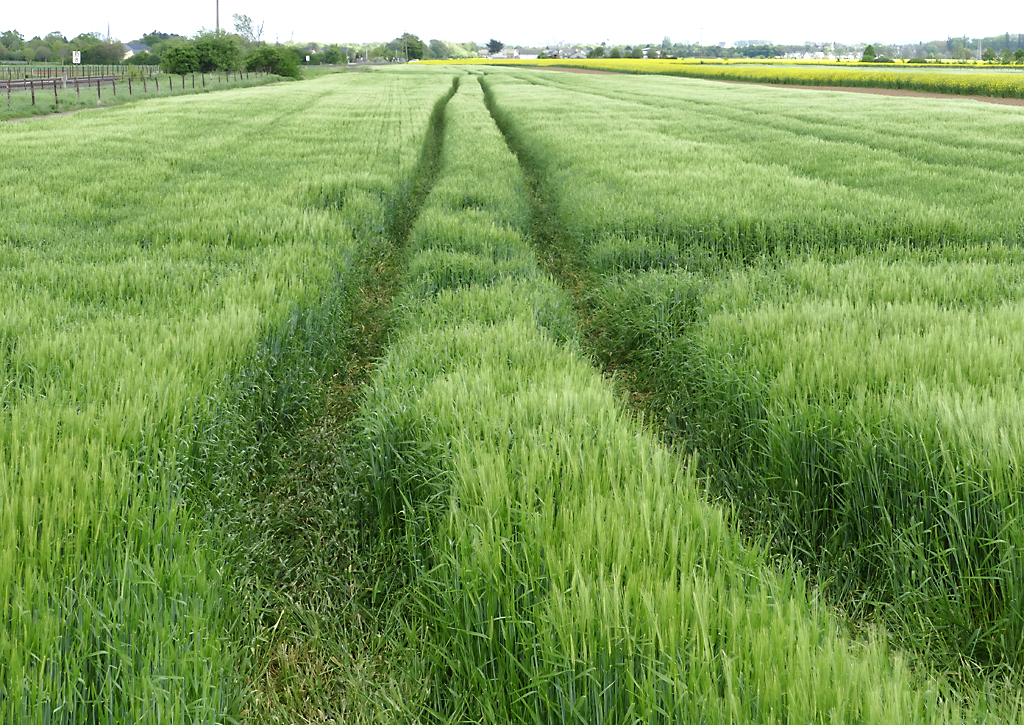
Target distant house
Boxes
[519,48,542,60]
[123,43,151,60]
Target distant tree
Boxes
[400,33,424,60]
[0,30,24,50]
[1000,48,1013,64]
[233,14,261,46]
[1016,49,1024,64]
[34,46,52,62]
[127,51,156,65]
[609,46,622,58]
[587,45,605,58]
[81,39,126,64]
[630,45,643,58]
[860,44,876,62]
[140,30,186,46]
[487,38,503,54]
[982,47,996,62]
[322,45,346,64]
[428,39,447,59]
[194,32,242,70]
[245,45,299,78]
[162,45,200,73]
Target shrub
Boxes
[162,45,200,74]
[194,34,241,71]
[245,46,300,78]
[127,51,157,66]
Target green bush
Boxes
[194,33,241,71]
[162,45,200,73]
[127,51,157,66]
[245,46,299,79]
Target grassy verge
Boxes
[0,71,284,122]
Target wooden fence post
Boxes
[76,79,80,101]
[30,80,35,105]
[97,78,101,102]
[54,79,58,105]
[128,77,132,95]
[112,77,116,96]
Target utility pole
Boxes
[216,0,220,33]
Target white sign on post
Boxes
[72,51,81,64]
[305,55,310,62]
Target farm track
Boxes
[230,77,461,721]
[479,74,660,413]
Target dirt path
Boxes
[517,65,1024,107]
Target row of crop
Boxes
[476,68,1024,674]
[0,71,453,721]
[352,69,993,723]
[589,254,1024,669]
[439,57,1024,98]
[479,69,1024,256]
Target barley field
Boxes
[3,64,1024,722]
[435,58,1024,99]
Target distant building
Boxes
[735,40,771,47]
[123,43,151,60]
[519,48,542,60]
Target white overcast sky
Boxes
[1,0,1018,47]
